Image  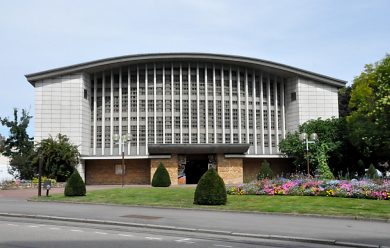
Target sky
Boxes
[0,0,389,137]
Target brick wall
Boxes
[85,159,150,185]
[84,156,293,185]
[150,154,178,185]
[216,154,243,184]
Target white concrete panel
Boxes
[295,78,339,125]
[34,73,90,156]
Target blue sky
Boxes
[0,0,389,137]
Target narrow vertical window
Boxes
[291,92,297,102]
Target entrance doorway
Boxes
[184,155,209,184]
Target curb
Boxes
[0,212,381,248]
[28,198,390,224]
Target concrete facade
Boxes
[26,53,346,185]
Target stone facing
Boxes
[85,159,150,185]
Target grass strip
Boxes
[33,187,390,219]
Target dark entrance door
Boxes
[185,156,208,184]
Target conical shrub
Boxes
[151,162,171,187]
[194,168,227,205]
[257,160,273,179]
[367,164,379,179]
[64,170,86,196]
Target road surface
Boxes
[1,187,389,247]
[0,218,335,248]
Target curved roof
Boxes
[25,53,346,87]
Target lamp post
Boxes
[299,132,318,176]
[38,155,43,197]
[113,133,132,188]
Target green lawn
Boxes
[34,187,390,220]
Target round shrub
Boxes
[152,162,171,187]
[194,168,227,205]
[64,170,86,196]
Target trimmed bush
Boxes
[257,160,273,179]
[367,164,379,179]
[194,168,227,205]
[317,152,334,180]
[152,162,171,187]
[64,170,86,196]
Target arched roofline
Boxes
[25,53,346,87]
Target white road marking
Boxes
[28,225,39,228]
[70,229,83,232]
[49,227,60,230]
[94,231,108,235]
[118,234,134,237]
[7,223,18,226]
[175,238,195,244]
[145,237,163,241]
[214,245,232,248]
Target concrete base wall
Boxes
[84,156,293,185]
[85,159,150,185]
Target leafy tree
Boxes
[279,118,347,175]
[194,168,227,205]
[278,131,305,170]
[348,54,390,162]
[338,86,352,118]
[33,134,79,182]
[151,162,171,187]
[64,170,86,196]
[0,134,5,152]
[356,160,366,177]
[0,109,34,179]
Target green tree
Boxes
[338,86,352,118]
[356,159,365,177]
[0,134,5,153]
[348,54,390,162]
[0,109,34,179]
[151,162,171,187]
[279,118,347,175]
[33,134,79,182]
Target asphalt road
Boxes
[0,218,336,248]
[1,188,389,247]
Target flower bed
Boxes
[227,179,390,200]
[0,179,65,190]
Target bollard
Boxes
[46,184,51,196]
[43,180,52,197]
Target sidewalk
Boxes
[1,187,389,247]
[0,185,118,199]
